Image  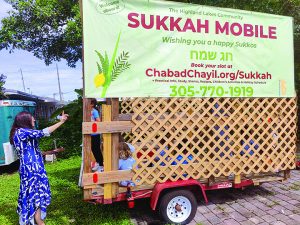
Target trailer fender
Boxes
[150,179,208,210]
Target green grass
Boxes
[0,157,132,225]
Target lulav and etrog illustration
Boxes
[93,32,131,97]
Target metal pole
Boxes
[56,64,63,102]
[20,69,26,92]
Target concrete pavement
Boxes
[130,170,300,225]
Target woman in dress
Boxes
[9,111,68,225]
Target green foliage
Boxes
[0,74,6,99]
[106,32,122,88]
[112,51,131,82]
[0,157,132,225]
[94,33,131,97]
[96,62,102,74]
[39,89,83,158]
[95,50,109,80]
[0,0,82,67]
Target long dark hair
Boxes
[91,98,97,109]
[9,111,34,144]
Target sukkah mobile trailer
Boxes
[80,0,296,224]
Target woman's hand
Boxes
[48,111,69,133]
[60,111,69,123]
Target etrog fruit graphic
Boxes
[94,73,106,87]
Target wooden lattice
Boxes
[121,98,297,186]
[121,98,136,143]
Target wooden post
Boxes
[234,174,241,184]
[103,104,113,202]
[82,99,95,200]
[208,176,215,186]
[111,98,119,198]
[79,0,92,200]
[83,99,93,172]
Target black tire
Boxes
[158,189,197,225]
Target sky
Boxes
[0,0,82,101]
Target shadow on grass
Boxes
[129,198,163,225]
[0,160,19,175]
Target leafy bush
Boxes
[0,74,6,99]
[39,89,83,158]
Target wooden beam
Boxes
[111,98,120,198]
[118,113,279,123]
[83,100,94,171]
[119,113,132,121]
[91,187,104,197]
[84,184,155,199]
[208,176,215,186]
[234,175,241,184]
[83,98,95,190]
[82,121,134,134]
[82,170,133,185]
[83,189,92,200]
[252,176,284,184]
[103,105,112,200]
[79,0,93,201]
[82,99,94,200]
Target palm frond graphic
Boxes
[112,51,131,81]
[95,50,109,77]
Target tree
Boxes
[0,74,6,99]
[39,89,83,157]
[0,0,82,67]
[0,0,299,68]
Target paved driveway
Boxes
[130,170,300,225]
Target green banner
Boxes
[83,0,295,98]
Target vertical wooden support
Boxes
[103,104,113,201]
[83,98,95,200]
[79,0,92,200]
[111,98,119,198]
[234,174,241,184]
[208,176,215,186]
[83,99,95,173]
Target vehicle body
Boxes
[81,97,296,224]
[80,0,296,223]
[0,100,36,166]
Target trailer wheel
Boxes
[158,190,197,225]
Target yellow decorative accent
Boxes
[94,73,106,87]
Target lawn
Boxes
[0,157,132,225]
